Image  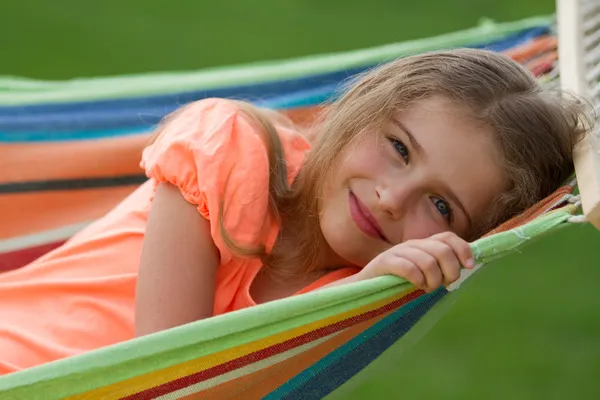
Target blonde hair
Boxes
[153,48,594,275]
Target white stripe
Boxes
[0,222,90,253]
[447,263,486,291]
[155,331,343,400]
[568,214,588,223]
[568,175,579,187]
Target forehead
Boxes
[394,96,506,224]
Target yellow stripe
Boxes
[69,289,414,400]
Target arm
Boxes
[134,182,220,337]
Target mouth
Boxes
[348,190,389,242]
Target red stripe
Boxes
[531,61,554,77]
[123,290,423,400]
[0,241,64,273]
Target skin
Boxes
[135,183,219,337]
[135,96,507,336]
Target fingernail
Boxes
[465,258,475,269]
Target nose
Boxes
[376,180,419,220]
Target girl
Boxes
[0,49,590,374]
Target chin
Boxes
[320,226,378,268]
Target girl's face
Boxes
[319,96,506,268]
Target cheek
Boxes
[336,140,387,179]
[400,210,447,241]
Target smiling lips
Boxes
[348,190,388,242]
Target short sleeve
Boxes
[140,98,280,264]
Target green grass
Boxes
[0,0,554,80]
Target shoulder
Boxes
[140,98,310,263]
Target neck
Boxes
[269,212,350,278]
[268,173,351,276]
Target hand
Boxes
[356,232,475,292]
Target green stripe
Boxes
[469,209,574,265]
[0,15,552,106]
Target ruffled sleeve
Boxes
[140,98,297,265]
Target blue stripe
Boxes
[0,68,363,123]
[0,82,344,138]
[0,84,340,143]
[265,288,447,400]
[256,83,341,109]
[472,25,549,52]
[0,26,550,142]
[0,126,151,143]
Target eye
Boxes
[431,197,453,221]
[388,137,409,163]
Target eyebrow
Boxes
[392,119,424,157]
[392,118,472,231]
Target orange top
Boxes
[0,98,359,375]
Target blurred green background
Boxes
[4,0,600,398]
[330,223,600,399]
[1,0,554,79]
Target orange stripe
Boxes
[483,185,573,237]
[0,186,136,239]
[188,309,391,400]
[503,35,557,63]
[524,50,558,70]
[0,135,147,184]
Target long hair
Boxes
[151,48,594,276]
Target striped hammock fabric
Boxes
[0,15,558,273]
[0,13,591,399]
[0,209,580,399]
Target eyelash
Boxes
[431,197,453,222]
[388,137,409,163]
[387,136,453,222]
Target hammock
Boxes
[0,0,599,398]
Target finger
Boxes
[430,231,475,269]
[392,247,443,292]
[380,253,426,289]
[405,239,461,286]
